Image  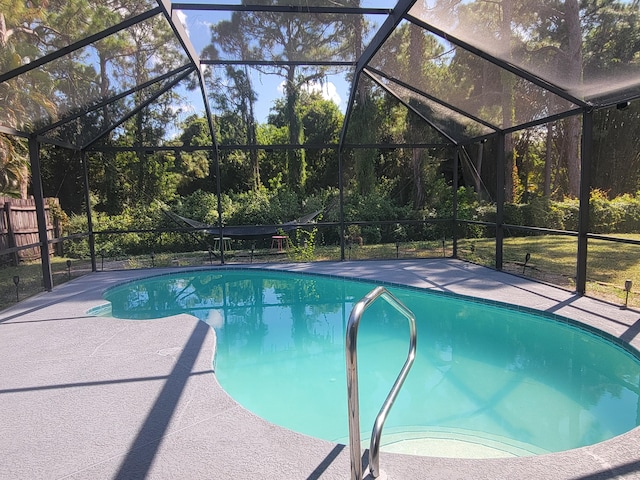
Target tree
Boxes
[561,0,583,198]
[173,115,212,195]
[408,22,428,208]
[126,15,185,204]
[206,0,355,192]
[346,4,378,197]
[584,0,640,195]
[268,91,343,192]
[0,134,28,198]
[205,17,261,191]
[592,102,640,196]
[91,5,186,211]
[520,0,640,198]
[0,1,55,197]
[300,93,343,192]
[348,93,379,196]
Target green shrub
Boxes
[554,198,579,231]
[500,197,565,234]
[362,225,382,244]
[589,189,621,233]
[61,187,640,262]
[287,227,318,261]
[473,191,640,234]
[503,203,525,228]
[614,194,640,232]
[447,187,492,239]
[173,190,221,224]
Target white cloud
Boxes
[170,102,197,116]
[305,81,342,105]
[205,309,224,329]
[176,10,189,36]
[278,80,342,106]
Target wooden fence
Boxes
[0,197,60,264]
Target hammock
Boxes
[167,208,325,240]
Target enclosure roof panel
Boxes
[175,2,390,63]
[0,6,190,137]
[343,72,455,147]
[40,67,201,149]
[364,68,496,144]
[1,0,639,150]
[369,19,582,136]
[0,0,159,80]
[173,1,397,6]
[407,0,640,108]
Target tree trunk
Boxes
[285,67,306,191]
[564,0,583,198]
[238,61,260,191]
[0,13,7,46]
[19,170,27,199]
[544,122,553,196]
[353,13,375,196]
[475,141,484,198]
[246,76,260,191]
[411,148,425,208]
[409,22,425,208]
[136,112,145,196]
[501,0,517,203]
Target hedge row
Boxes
[461,190,640,236]
[62,188,640,258]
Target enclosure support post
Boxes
[29,137,53,291]
[452,146,459,258]
[213,146,225,265]
[576,109,593,295]
[82,151,97,272]
[495,133,505,270]
[339,150,345,261]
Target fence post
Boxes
[53,214,63,256]
[4,202,18,266]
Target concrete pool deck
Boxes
[2,258,640,479]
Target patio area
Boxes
[2,259,640,480]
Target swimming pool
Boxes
[100,268,640,459]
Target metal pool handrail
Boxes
[346,286,417,480]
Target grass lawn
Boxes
[0,257,94,311]
[458,234,640,307]
[2,234,639,311]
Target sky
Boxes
[175,9,351,124]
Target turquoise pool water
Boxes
[101,269,640,458]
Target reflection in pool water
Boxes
[101,269,640,458]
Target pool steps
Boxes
[378,427,549,458]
